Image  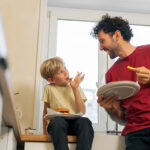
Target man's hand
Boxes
[70,72,85,89]
[134,66,150,84]
[97,94,119,109]
[97,94,123,118]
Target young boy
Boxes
[40,57,94,150]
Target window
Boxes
[131,25,150,45]
[55,19,108,132]
[57,20,99,123]
[34,7,150,133]
[47,8,109,132]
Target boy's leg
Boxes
[72,117,94,150]
[125,128,150,150]
[47,117,69,150]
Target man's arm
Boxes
[106,108,126,125]
[97,94,126,125]
[43,102,49,134]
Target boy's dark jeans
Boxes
[125,127,150,150]
[47,117,94,150]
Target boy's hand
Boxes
[70,72,85,89]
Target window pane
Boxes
[56,20,98,123]
[131,25,150,45]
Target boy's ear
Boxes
[47,78,55,83]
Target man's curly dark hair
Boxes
[91,14,133,42]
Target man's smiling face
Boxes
[98,30,119,59]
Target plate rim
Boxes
[97,81,140,99]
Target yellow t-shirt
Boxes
[42,84,87,114]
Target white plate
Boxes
[97,81,140,100]
[45,113,82,120]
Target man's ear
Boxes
[113,30,122,41]
[47,78,55,83]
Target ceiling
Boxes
[47,0,150,14]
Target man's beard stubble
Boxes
[109,49,117,59]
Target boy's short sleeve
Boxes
[42,85,51,104]
[78,86,87,102]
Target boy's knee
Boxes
[76,117,94,137]
[78,117,92,125]
[47,117,67,132]
[77,117,93,131]
[51,117,67,126]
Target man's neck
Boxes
[118,41,136,59]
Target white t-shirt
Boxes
[42,84,87,114]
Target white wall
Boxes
[0,0,41,133]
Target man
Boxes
[92,14,150,150]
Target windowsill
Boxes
[21,132,124,143]
[21,134,77,142]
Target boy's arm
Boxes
[43,102,49,134]
[72,87,86,114]
[70,72,86,114]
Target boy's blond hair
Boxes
[40,57,64,80]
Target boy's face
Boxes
[51,66,70,86]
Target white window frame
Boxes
[34,6,150,133]
[47,7,110,132]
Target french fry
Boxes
[127,66,136,71]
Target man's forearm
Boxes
[106,109,126,125]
